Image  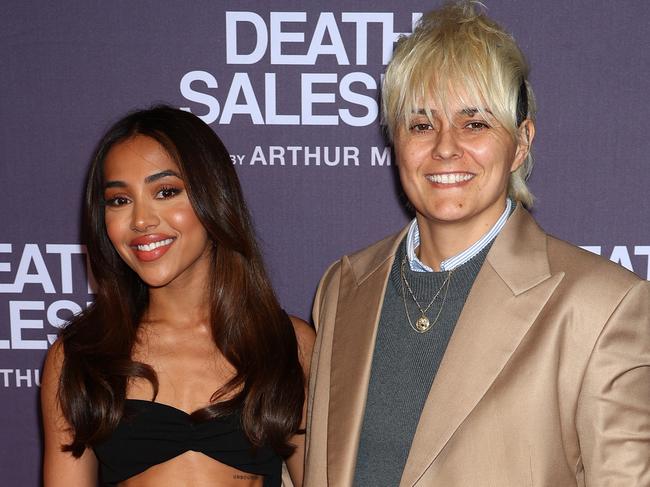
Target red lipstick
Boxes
[129,234,176,262]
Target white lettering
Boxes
[85,253,97,294]
[634,246,650,279]
[341,12,378,65]
[47,300,82,344]
[226,11,268,64]
[338,72,378,127]
[10,300,47,350]
[286,146,302,165]
[341,12,395,65]
[269,146,286,166]
[306,13,349,65]
[15,368,32,388]
[323,147,340,166]
[45,244,85,294]
[344,146,360,166]
[304,146,321,166]
[179,70,220,124]
[250,146,267,165]
[179,69,384,127]
[247,146,361,166]
[224,11,421,66]
[0,244,10,347]
[0,244,12,292]
[264,73,300,125]
[12,244,55,294]
[0,369,41,388]
[270,12,307,64]
[301,73,338,125]
[220,73,264,124]
[371,146,392,166]
[610,246,633,272]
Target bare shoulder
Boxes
[42,338,99,486]
[41,338,67,436]
[289,315,315,350]
[289,315,316,369]
[42,339,65,395]
[45,337,65,363]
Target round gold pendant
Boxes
[415,316,431,332]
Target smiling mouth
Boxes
[426,173,474,184]
[133,238,175,252]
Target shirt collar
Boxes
[406,198,513,272]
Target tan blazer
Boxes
[305,206,650,487]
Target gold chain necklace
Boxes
[400,256,453,333]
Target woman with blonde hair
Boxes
[305,2,649,485]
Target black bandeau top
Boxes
[93,399,281,486]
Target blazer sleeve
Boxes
[305,259,341,481]
[576,279,650,486]
[312,260,341,332]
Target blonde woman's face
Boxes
[395,95,531,232]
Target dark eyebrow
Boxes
[104,180,126,189]
[461,108,495,117]
[414,108,436,115]
[461,108,479,116]
[414,107,492,117]
[144,170,181,184]
[104,170,181,189]
[412,108,488,117]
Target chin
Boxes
[420,203,472,223]
[137,273,173,289]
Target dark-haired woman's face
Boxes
[102,135,211,289]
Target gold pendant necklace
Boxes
[400,256,453,333]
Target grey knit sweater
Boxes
[353,239,491,486]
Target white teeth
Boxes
[136,238,174,252]
[427,173,473,184]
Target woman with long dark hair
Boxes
[41,105,314,487]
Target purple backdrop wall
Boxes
[1,1,649,484]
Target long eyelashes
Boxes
[102,186,182,207]
[156,186,182,199]
[103,196,130,207]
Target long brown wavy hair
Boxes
[59,105,304,458]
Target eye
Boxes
[103,195,130,207]
[465,121,490,131]
[156,186,182,199]
[409,122,433,133]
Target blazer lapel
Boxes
[400,207,565,486]
[327,229,407,486]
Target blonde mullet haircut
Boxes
[382,1,536,207]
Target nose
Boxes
[130,200,159,232]
[432,125,462,160]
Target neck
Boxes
[415,201,508,271]
[145,273,210,328]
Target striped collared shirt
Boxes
[406,198,513,272]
